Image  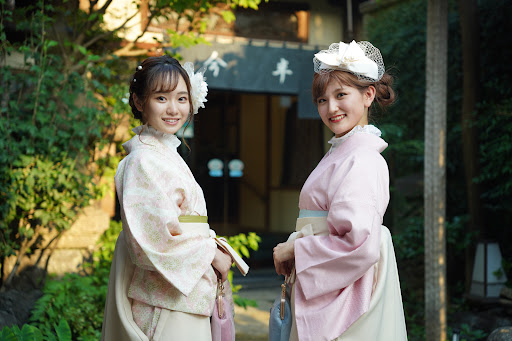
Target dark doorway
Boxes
[188,90,242,236]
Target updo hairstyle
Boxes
[312,70,395,117]
[129,55,194,122]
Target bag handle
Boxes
[280,275,290,320]
[217,279,225,319]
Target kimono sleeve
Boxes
[118,150,216,297]
[294,150,389,301]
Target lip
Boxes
[330,114,346,123]
[162,118,180,125]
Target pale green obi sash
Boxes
[178,215,208,223]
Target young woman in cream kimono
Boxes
[273,41,408,341]
[101,55,248,341]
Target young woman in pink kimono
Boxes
[101,55,248,341]
[273,41,408,341]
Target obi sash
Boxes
[287,209,329,284]
[101,215,249,341]
[286,210,408,341]
[178,215,249,276]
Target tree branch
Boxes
[75,0,114,47]
[4,223,45,287]
[83,10,140,48]
[113,42,151,57]
[98,0,114,16]
[34,230,62,268]
[133,11,157,44]
[52,24,70,68]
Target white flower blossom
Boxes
[183,62,208,115]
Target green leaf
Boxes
[220,10,236,24]
[19,324,38,341]
[78,46,87,55]
[0,326,17,341]
[54,319,71,341]
[46,40,58,48]
[239,245,250,258]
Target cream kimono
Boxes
[105,125,218,338]
[291,125,407,341]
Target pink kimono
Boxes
[292,125,407,341]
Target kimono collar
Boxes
[328,124,382,152]
[124,125,181,153]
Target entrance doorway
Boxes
[189,90,243,235]
[183,90,322,237]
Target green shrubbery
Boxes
[0,0,126,287]
[19,221,120,340]
[1,320,71,341]
[2,221,259,340]
[27,225,121,340]
[0,0,267,289]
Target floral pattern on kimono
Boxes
[115,125,218,337]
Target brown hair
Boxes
[128,55,194,148]
[312,70,395,117]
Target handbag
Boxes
[211,279,235,341]
[268,276,292,341]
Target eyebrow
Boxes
[320,87,344,96]
[153,90,189,95]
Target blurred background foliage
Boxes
[0,0,264,338]
[0,0,265,288]
[1,0,512,339]
[366,0,512,339]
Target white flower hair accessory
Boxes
[183,62,208,115]
[313,40,385,82]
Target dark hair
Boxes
[312,70,395,117]
[129,55,194,124]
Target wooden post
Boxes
[424,0,448,340]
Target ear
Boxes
[363,86,376,108]
[133,93,144,112]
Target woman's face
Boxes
[316,79,375,138]
[135,75,191,135]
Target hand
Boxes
[273,240,295,276]
[212,247,233,282]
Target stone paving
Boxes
[232,268,283,341]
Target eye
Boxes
[336,92,345,99]
[156,96,166,101]
[179,96,189,102]
[317,98,326,104]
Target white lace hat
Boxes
[313,40,385,82]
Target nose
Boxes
[328,99,339,114]
[167,99,179,115]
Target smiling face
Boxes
[313,71,376,138]
[134,75,191,135]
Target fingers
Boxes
[274,243,294,276]
[220,269,229,283]
[274,260,283,275]
[214,265,229,282]
[212,248,233,282]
